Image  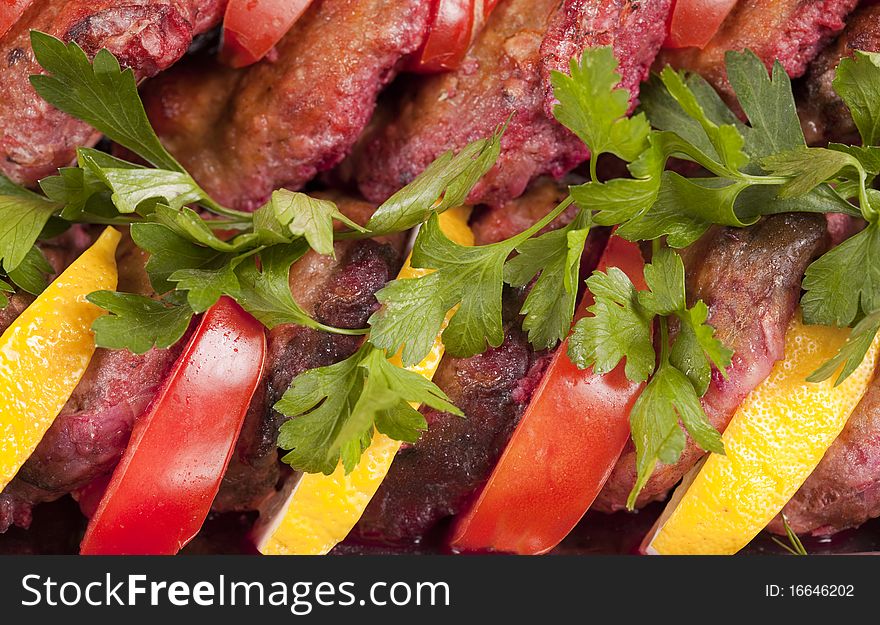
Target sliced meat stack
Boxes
[142,0,431,211]
[799,2,880,145]
[597,214,830,510]
[0,0,227,185]
[354,0,673,208]
[215,195,405,512]
[657,0,858,105]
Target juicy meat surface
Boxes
[351,298,550,545]
[799,3,880,145]
[348,180,593,545]
[780,369,880,536]
[596,213,829,511]
[656,0,857,105]
[215,197,405,512]
[0,232,184,532]
[0,0,226,185]
[143,0,430,211]
[354,0,671,208]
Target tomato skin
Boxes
[450,237,648,555]
[220,0,314,68]
[0,0,33,41]
[80,297,266,555]
[408,0,475,74]
[664,0,737,49]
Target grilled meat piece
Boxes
[596,213,829,511]
[0,0,226,186]
[215,197,405,512]
[779,369,880,536]
[349,179,600,545]
[142,0,430,212]
[0,232,184,532]
[656,0,857,106]
[799,3,880,145]
[351,298,551,545]
[353,0,671,208]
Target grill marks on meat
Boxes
[656,0,857,106]
[780,371,880,536]
[354,0,671,208]
[595,214,829,511]
[0,0,226,185]
[799,3,880,146]
[215,226,404,512]
[142,0,431,212]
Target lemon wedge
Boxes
[0,228,120,492]
[645,311,880,555]
[256,207,474,555]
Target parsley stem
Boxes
[313,322,370,336]
[589,156,599,184]
[199,195,253,221]
[653,238,670,365]
[513,194,576,244]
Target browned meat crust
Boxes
[354,0,671,208]
[780,370,880,536]
[0,231,183,532]
[215,197,405,512]
[350,298,550,545]
[656,0,857,105]
[143,0,430,212]
[0,0,226,186]
[348,180,599,545]
[799,3,880,146]
[596,214,829,511]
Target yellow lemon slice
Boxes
[645,311,880,555]
[0,227,120,491]
[256,207,474,555]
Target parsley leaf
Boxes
[270,190,365,256]
[29,31,182,172]
[0,278,12,308]
[130,222,222,294]
[370,197,574,365]
[503,209,592,349]
[833,50,880,147]
[567,267,655,382]
[725,50,805,159]
[365,134,502,236]
[808,309,880,386]
[169,261,240,314]
[87,291,193,354]
[7,246,52,295]
[628,362,723,509]
[0,173,59,271]
[551,47,650,162]
[276,344,460,475]
[801,223,880,327]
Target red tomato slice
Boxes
[408,0,475,74]
[664,0,737,49]
[80,297,266,555]
[220,0,314,68]
[451,237,648,555]
[0,0,33,40]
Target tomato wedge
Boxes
[408,0,475,74]
[0,0,33,40]
[220,0,314,68]
[80,297,266,555]
[451,236,648,555]
[664,0,737,49]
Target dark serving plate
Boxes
[2,496,878,555]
